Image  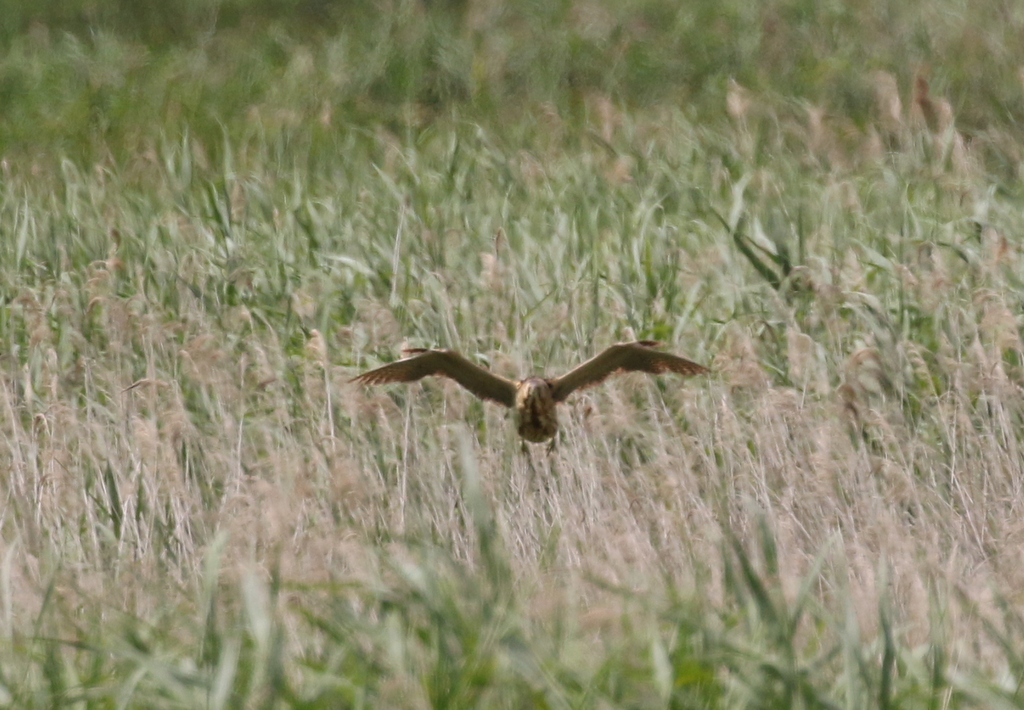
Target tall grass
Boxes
[1,0,1023,164]
[3,0,1024,707]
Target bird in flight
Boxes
[352,340,708,444]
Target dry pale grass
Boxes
[4,289,1024,656]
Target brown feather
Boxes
[351,349,517,408]
[549,340,708,402]
[353,341,708,442]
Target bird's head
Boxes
[515,377,552,406]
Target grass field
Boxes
[3,0,1024,707]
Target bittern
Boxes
[352,340,708,444]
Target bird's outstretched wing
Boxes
[549,340,708,402]
[352,349,517,408]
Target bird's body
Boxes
[514,377,559,443]
[351,340,708,444]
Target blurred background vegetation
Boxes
[1,0,1022,167]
